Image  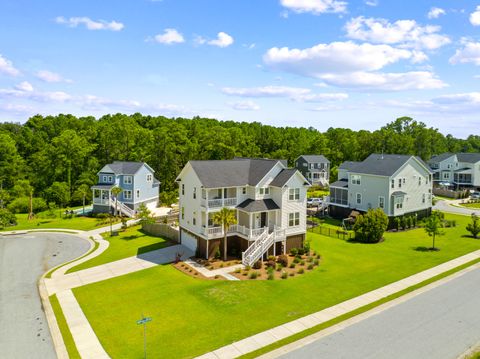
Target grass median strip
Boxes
[49,294,81,359]
[239,257,480,359]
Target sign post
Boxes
[136,315,152,359]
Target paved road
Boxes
[278,267,480,359]
[0,232,89,359]
[434,200,479,216]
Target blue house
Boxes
[91,161,160,217]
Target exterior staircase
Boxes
[242,229,276,267]
[111,197,135,218]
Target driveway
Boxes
[0,232,90,359]
[276,266,480,359]
[434,199,479,216]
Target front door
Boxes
[260,212,267,228]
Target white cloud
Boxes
[55,16,124,31]
[365,0,378,6]
[318,71,447,91]
[264,41,419,77]
[428,7,446,19]
[450,41,480,65]
[227,100,260,111]
[432,92,480,105]
[14,81,34,92]
[470,6,480,26]
[35,70,72,83]
[344,16,450,50]
[153,28,185,45]
[280,0,347,14]
[222,85,348,102]
[0,54,20,76]
[208,32,234,48]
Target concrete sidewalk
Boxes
[183,259,243,280]
[195,249,480,359]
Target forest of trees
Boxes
[0,113,479,213]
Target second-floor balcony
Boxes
[203,224,287,241]
[201,187,238,209]
[201,197,237,208]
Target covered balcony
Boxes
[454,169,473,185]
[91,185,115,205]
[201,187,238,209]
[328,180,349,206]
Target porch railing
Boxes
[204,225,269,240]
[93,197,110,205]
[201,197,238,208]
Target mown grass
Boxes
[49,294,81,359]
[73,213,480,359]
[66,225,171,273]
[460,202,480,209]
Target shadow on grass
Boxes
[413,246,440,252]
[137,240,174,255]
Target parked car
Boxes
[307,198,323,207]
[471,192,480,199]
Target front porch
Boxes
[91,185,115,206]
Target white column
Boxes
[206,239,209,259]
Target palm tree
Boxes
[111,186,123,217]
[213,207,237,261]
[75,184,90,215]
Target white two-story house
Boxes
[329,154,433,219]
[428,153,480,188]
[175,158,310,265]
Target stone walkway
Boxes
[195,249,480,359]
[183,258,243,280]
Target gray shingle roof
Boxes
[429,153,455,163]
[330,179,349,188]
[100,161,145,175]
[391,191,407,196]
[298,155,330,163]
[189,158,282,188]
[270,169,298,187]
[338,161,360,171]
[457,153,480,163]
[236,199,280,212]
[348,154,431,177]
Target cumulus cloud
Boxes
[222,85,348,102]
[264,41,421,77]
[227,100,260,111]
[344,16,450,50]
[365,0,378,6]
[317,71,447,91]
[432,92,480,105]
[428,7,446,19]
[208,32,234,47]
[35,70,72,83]
[0,83,72,102]
[55,16,124,31]
[280,0,347,14]
[470,6,480,26]
[14,81,34,92]
[450,41,480,65]
[0,54,20,76]
[153,28,185,45]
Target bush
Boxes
[304,237,312,255]
[266,260,276,268]
[249,271,258,279]
[234,268,241,273]
[0,208,17,228]
[267,255,276,261]
[307,256,314,263]
[313,259,319,265]
[289,263,296,268]
[467,214,480,239]
[214,249,221,260]
[289,272,295,277]
[300,260,305,266]
[297,268,305,274]
[245,265,251,271]
[277,254,288,267]
[353,208,388,243]
[297,248,305,256]
[253,260,262,270]
[276,263,283,271]
[307,264,314,270]
[7,196,47,214]
[267,271,275,280]
[290,248,298,256]
[281,271,288,279]
[293,257,300,264]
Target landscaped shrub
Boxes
[276,263,283,271]
[297,248,305,256]
[406,216,413,229]
[467,214,480,239]
[267,271,275,280]
[281,271,288,279]
[293,257,300,264]
[290,248,298,256]
[277,254,288,267]
[249,271,258,279]
[300,260,305,266]
[353,208,388,243]
[314,259,319,265]
[253,260,262,270]
[0,208,17,228]
[316,254,321,259]
[214,249,221,260]
[395,217,401,231]
[298,268,305,274]
[266,260,276,268]
[289,272,295,277]
[401,216,408,230]
[234,268,241,273]
[412,215,418,227]
[267,255,276,261]
[289,263,296,268]
[307,264,314,270]
[7,196,48,214]
[245,265,251,271]
[304,237,312,255]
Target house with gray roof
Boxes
[428,153,480,188]
[91,161,160,217]
[295,155,330,186]
[175,158,310,265]
[329,154,433,219]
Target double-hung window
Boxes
[356,193,362,205]
[146,174,153,182]
[136,190,140,198]
[289,188,300,200]
[351,175,361,185]
[181,184,185,195]
[193,187,196,199]
[124,176,132,185]
[124,190,132,200]
[379,196,385,209]
[288,212,300,227]
[391,179,394,189]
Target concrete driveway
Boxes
[434,199,479,216]
[276,267,480,359]
[0,232,89,359]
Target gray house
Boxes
[295,155,330,186]
[428,153,480,188]
[91,161,160,217]
[329,154,433,219]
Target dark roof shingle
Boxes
[236,199,280,212]
[298,155,330,163]
[101,161,145,175]
[348,154,431,176]
[270,169,298,187]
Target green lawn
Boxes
[460,202,480,209]
[49,294,81,359]
[73,213,480,359]
[66,225,172,273]
[307,189,329,198]
[1,212,118,232]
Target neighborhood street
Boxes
[0,232,89,359]
[434,199,479,216]
[276,266,480,359]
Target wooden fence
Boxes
[142,223,179,243]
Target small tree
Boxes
[395,217,401,231]
[136,203,155,225]
[73,184,90,215]
[424,211,444,250]
[466,213,480,239]
[111,186,123,216]
[213,207,237,260]
[0,208,17,229]
[353,208,388,243]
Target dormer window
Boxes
[289,188,300,200]
[102,175,107,183]
[124,176,132,185]
[259,187,269,195]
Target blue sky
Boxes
[1,0,480,137]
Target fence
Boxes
[142,223,179,242]
[307,223,355,241]
[433,188,469,199]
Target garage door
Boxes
[181,231,197,252]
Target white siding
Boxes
[279,174,307,233]
[178,164,203,236]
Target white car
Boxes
[471,192,480,199]
[307,198,323,207]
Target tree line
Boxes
[0,113,479,212]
